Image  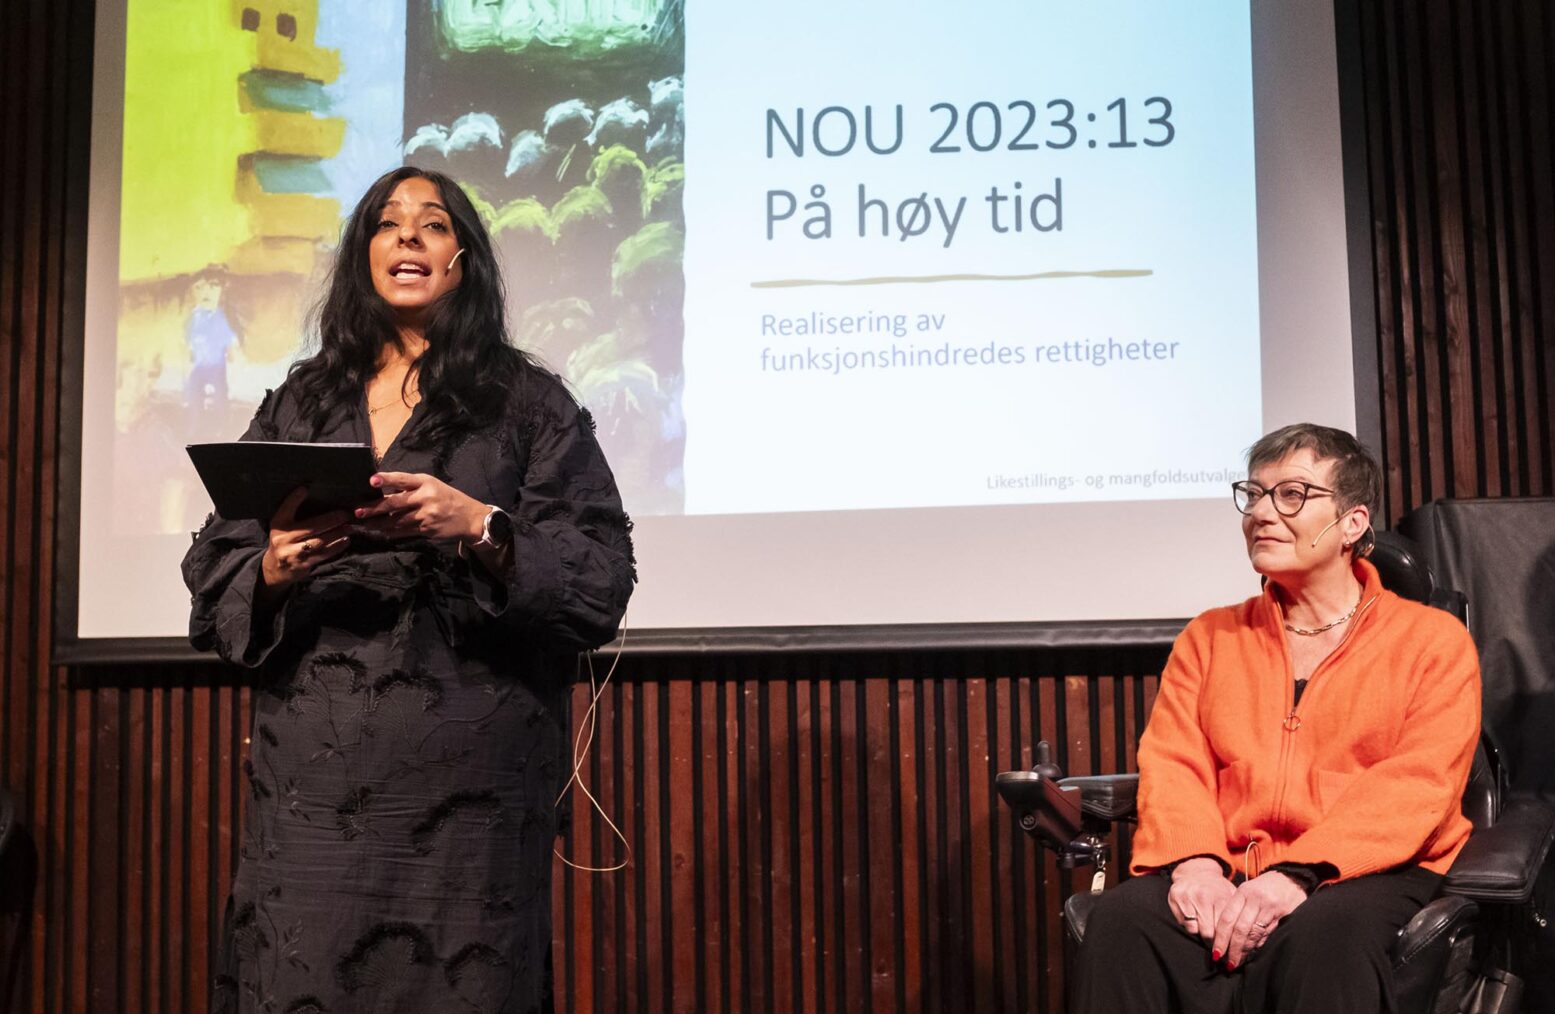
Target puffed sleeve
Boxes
[471,390,636,651]
[180,390,289,667]
[1130,613,1236,875]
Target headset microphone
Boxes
[447,248,466,271]
[1310,516,1343,548]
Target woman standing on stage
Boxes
[183,166,634,1013]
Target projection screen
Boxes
[61,0,1369,657]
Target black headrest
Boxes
[1370,530,1437,604]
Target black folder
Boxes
[186,441,382,521]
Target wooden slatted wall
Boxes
[1,0,1551,1011]
[547,656,1160,1014]
[1358,0,1555,512]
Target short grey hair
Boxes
[1246,423,1381,518]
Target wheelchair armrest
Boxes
[1058,773,1140,822]
[1443,793,1555,904]
[1390,894,1479,1009]
[996,770,1085,850]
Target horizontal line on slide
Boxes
[751,269,1153,288]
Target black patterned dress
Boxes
[182,370,634,1014]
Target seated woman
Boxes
[1074,424,1480,1014]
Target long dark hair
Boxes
[289,166,544,449]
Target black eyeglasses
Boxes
[1231,480,1335,517]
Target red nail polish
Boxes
[1211,950,1221,961]
[1226,960,1237,971]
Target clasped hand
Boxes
[353,470,486,543]
[1167,858,1308,969]
[260,473,486,593]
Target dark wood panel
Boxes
[1358,0,1555,522]
[536,658,1161,1014]
[1,0,1551,1012]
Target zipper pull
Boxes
[1244,840,1262,879]
[1283,711,1302,732]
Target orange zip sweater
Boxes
[1130,558,1481,883]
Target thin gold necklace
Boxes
[367,387,420,415]
[1284,596,1361,636]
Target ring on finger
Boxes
[298,539,316,559]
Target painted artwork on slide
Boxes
[111,0,686,539]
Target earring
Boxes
[1342,540,1352,549]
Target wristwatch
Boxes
[472,505,513,551]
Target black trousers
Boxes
[1072,866,1442,1014]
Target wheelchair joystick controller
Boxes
[1033,740,1063,782]
[996,741,1113,889]
[996,741,1091,855]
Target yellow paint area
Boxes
[121,2,255,282]
[241,0,341,81]
[119,0,342,284]
[249,109,346,158]
[231,159,343,274]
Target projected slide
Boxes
[105,0,1253,537]
[87,0,1345,643]
[684,4,1259,514]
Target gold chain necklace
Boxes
[1284,596,1361,637]
[367,388,420,415]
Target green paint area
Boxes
[249,155,332,194]
[612,221,681,296]
[439,0,668,52]
[241,70,331,114]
